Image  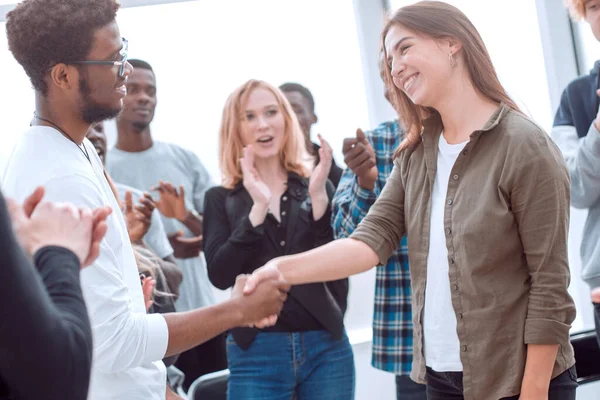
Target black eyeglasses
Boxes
[72,38,129,77]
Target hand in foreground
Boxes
[7,186,112,267]
[152,181,188,221]
[342,128,377,190]
[308,134,333,197]
[168,230,203,258]
[231,273,289,328]
[124,191,154,243]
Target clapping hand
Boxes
[151,181,188,222]
[7,186,111,268]
[308,134,333,198]
[342,128,377,190]
[240,145,271,207]
[124,191,155,243]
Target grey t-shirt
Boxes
[107,141,216,311]
[114,182,174,259]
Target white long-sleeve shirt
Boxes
[2,126,169,400]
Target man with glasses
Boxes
[3,1,289,399]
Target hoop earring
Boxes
[449,52,458,68]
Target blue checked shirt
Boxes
[332,120,413,375]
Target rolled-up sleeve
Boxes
[43,175,170,372]
[509,136,576,344]
[350,158,406,266]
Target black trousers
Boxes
[425,365,577,400]
[174,333,227,392]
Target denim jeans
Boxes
[395,375,427,399]
[594,302,600,348]
[226,330,355,400]
[425,365,578,400]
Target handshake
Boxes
[230,263,289,329]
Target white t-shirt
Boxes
[107,142,216,312]
[423,133,468,372]
[2,126,169,399]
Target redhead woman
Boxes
[246,2,577,400]
[203,80,354,400]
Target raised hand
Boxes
[7,186,111,268]
[231,274,289,328]
[240,145,271,206]
[308,134,333,198]
[141,274,156,312]
[151,181,188,221]
[124,191,154,243]
[342,128,377,190]
[168,230,203,259]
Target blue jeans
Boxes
[227,330,355,400]
[395,375,427,399]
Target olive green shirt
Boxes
[351,104,576,400]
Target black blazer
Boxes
[203,173,349,350]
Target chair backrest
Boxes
[187,369,229,400]
[571,329,600,384]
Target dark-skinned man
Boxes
[280,82,343,187]
[3,1,288,399]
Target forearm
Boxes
[520,344,559,396]
[248,202,268,227]
[310,190,329,221]
[178,210,203,236]
[163,300,242,357]
[276,238,377,285]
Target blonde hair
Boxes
[218,79,312,189]
[565,0,586,20]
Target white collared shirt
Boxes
[2,126,169,399]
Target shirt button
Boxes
[458,313,463,319]
[452,284,458,291]
[449,258,455,265]
[445,228,451,235]
[447,198,453,205]
[280,240,286,247]
[462,150,468,155]
[282,211,287,216]
[453,174,459,180]
[282,196,288,202]
[461,345,467,352]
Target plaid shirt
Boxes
[331,120,413,375]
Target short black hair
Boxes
[279,82,315,112]
[128,59,154,72]
[6,0,120,96]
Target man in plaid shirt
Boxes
[332,119,426,399]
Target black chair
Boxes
[570,329,600,384]
[187,369,229,400]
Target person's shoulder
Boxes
[205,185,232,202]
[564,71,597,94]
[497,110,562,161]
[114,181,143,199]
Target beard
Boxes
[79,76,122,124]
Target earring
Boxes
[449,52,457,68]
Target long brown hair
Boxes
[381,1,521,154]
[218,79,311,189]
